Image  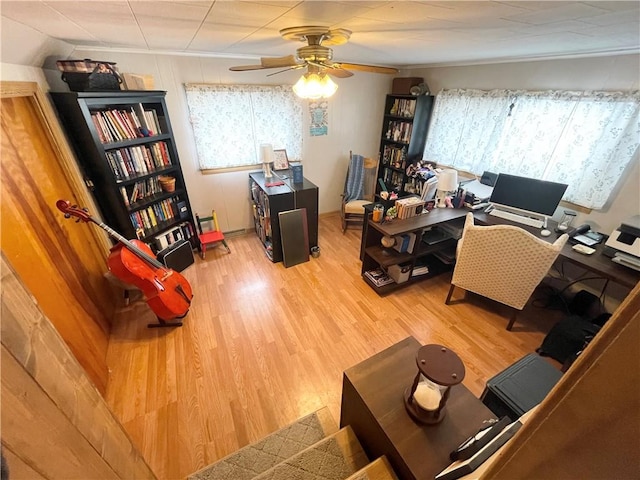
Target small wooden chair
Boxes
[195,210,230,259]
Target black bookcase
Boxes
[376,94,434,198]
[249,171,318,263]
[50,91,196,253]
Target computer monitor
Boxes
[490,174,567,216]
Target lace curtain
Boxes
[424,89,640,209]
[184,84,304,170]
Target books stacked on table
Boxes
[364,268,395,287]
[395,196,426,219]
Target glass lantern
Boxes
[556,210,577,233]
[404,344,466,424]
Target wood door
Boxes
[1,81,114,393]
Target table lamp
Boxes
[404,344,466,424]
[260,143,275,179]
[435,169,458,208]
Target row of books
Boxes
[119,177,163,207]
[385,120,413,144]
[153,222,195,251]
[395,196,426,219]
[130,197,179,237]
[364,268,395,287]
[382,169,404,190]
[382,144,407,169]
[90,104,162,143]
[392,232,418,254]
[389,98,416,118]
[106,141,171,181]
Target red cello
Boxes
[57,200,193,327]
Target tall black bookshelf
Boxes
[50,91,196,253]
[376,94,434,198]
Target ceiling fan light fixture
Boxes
[293,72,338,99]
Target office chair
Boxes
[341,152,378,232]
[195,210,231,259]
[446,213,568,330]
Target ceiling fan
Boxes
[229,26,399,79]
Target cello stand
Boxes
[148,317,183,328]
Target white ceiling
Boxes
[1,1,639,68]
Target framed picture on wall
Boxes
[273,149,289,170]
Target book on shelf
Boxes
[119,186,129,207]
[393,232,417,254]
[411,266,430,277]
[364,268,395,287]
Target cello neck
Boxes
[55,200,168,271]
[92,218,165,270]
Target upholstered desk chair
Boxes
[341,153,378,232]
[446,213,568,330]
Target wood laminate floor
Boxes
[104,212,564,479]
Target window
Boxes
[423,89,640,209]
[184,84,304,170]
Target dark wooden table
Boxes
[340,336,496,480]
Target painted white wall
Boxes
[407,54,640,234]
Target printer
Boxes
[603,215,640,271]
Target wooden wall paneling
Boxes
[1,255,157,479]
[0,445,47,480]
[1,81,115,393]
[483,282,640,479]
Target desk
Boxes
[340,337,496,480]
[360,208,640,294]
[473,212,640,290]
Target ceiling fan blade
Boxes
[333,63,399,74]
[230,55,299,72]
[324,68,353,78]
[261,55,299,68]
[266,65,305,77]
[229,64,272,72]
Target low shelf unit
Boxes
[361,208,467,294]
[249,171,318,263]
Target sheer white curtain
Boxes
[184,84,304,170]
[424,89,640,209]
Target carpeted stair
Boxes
[188,407,397,480]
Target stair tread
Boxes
[188,407,337,480]
[253,426,369,480]
[346,457,398,480]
